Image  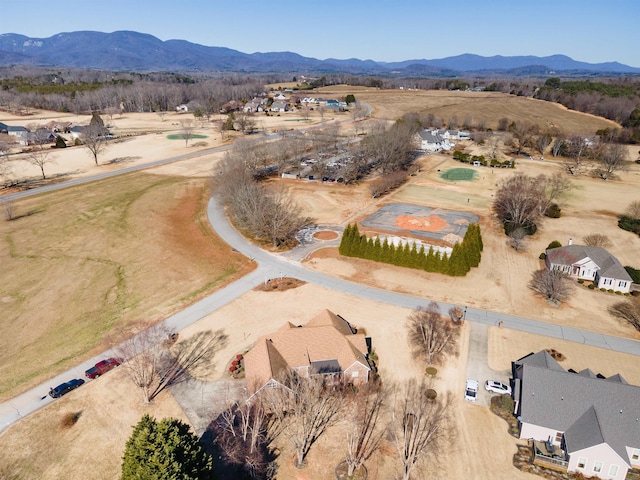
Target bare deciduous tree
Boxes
[594,142,628,180]
[116,325,227,403]
[535,132,552,156]
[583,234,613,248]
[529,269,574,303]
[391,380,452,480]
[342,384,388,477]
[25,143,56,179]
[509,121,534,154]
[493,173,571,234]
[3,200,15,221]
[407,301,461,365]
[487,134,501,160]
[508,227,527,251]
[608,297,640,332]
[262,373,343,468]
[551,136,565,157]
[210,390,272,479]
[82,124,110,165]
[181,121,195,147]
[564,135,592,175]
[116,323,173,403]
[625,200,640,220]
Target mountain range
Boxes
[0,30,638,76]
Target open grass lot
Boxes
[0,172,253,401]
[319,86,620,135]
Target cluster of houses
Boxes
[0,120,84,146]
[177,93,348,115]
[417,128,471,152]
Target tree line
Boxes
[339,223,483,276]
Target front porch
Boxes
[531,440,568,472]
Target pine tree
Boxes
[121,414,214,480]
[339,224,352,256]
[409,243,419,268]
[425,246,436,272]
[372,237,382,260]
[381,238,391,264]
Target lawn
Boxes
[0,172,253,401]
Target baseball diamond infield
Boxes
[360,203,479,243]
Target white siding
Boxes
[567,443,628,480]
[519,422,560,445]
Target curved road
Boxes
[1,126,639,434]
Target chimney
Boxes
[568,237,573,246]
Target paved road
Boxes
[2,124,640,434]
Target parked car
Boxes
[85,357,121,379]
[465,379,479,402]
[49,379,85,398]
[485,380,512,395]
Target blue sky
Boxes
[1,0,639,67]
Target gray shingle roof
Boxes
[518,360,640,464]
[563,406,605,452]
[546,245,632,282]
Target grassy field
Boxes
[0,172,253,401]
[318,86,620,135]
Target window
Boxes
[593,461,603,473]
[619,281,627,288]
[554,432,563,444]
[632,449,640,461]
[609,465,619,476]
[351,370,359,378]
[577,458,587,469]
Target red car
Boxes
[85,357,121,379]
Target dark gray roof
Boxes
[310,359,341,375]
[546,245,632,282]
[519,361,640,464]
[418,131,441,143]
[563,406,605,453]
[605,374,629,385]
[516,350,565,371]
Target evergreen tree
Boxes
[372,237,382,260]
[55,135,67,148]
[409,243,419,268]
[448,243,470,276]
[417,245,427,269]
[381,238,391,264]
[425,246,436,272]
[339,224,352,256]
[121,414,214,480]
[433,250,442,272]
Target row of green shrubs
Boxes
[581,281,630,295]
[339,223,483,276]
[619,216,640,236]
[453,150,515,168]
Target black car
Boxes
[49,378,85,398]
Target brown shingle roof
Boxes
[244,310,370,394]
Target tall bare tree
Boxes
[262,373,343,468]
[564,135,591,175]
[391,380,452,480]
[181,121,195,147]
[82,124,110,165]
[594,142,628,180]
[493,173,571,234]
[407,301,461,365]
[529,269,574,303]
[210,390,272,479]
[25,142,56,179]
[342,384,388,478]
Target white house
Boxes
[545,243,633,293]
[417,129,451,152]
[513,350,640,480]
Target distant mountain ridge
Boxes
[0,31,638,75]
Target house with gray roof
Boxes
[418,130,451,152]
[513,350,640,479]
[545,242,633,293]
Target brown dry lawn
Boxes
[1,88,639,479]
[0,172,253,401]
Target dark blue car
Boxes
[49,379,85,398]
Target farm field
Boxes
[1,87,639,479]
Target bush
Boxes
[546,240,563,250]
[601,288,607,292]
[55,135,67,148]
[74,137,82,146]
[588,284,595,289]
[616,291,623,295]
[539,252,546,259]
[578,279,584,284]
[545,203,562,218]
[608,289,614,293]
[625,266,640,284]
[619,216,640,236]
